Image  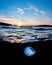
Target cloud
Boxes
[31,6,46,15]
[0,17,22,26]
[44,17,51,21]
[0,16,52,26]
[40,10,46,15]
[17,8,24,14]
[34,12,38,16]
[30,6,40,12]
[0,15,7,18]
[24,8,31,10]
[24,5,46,15]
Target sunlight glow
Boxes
[18,21,23,26]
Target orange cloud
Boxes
[0,17,52,26]
[0,17,23,26]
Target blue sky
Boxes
[0,0,52,25]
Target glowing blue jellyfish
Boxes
[24,46,36,57]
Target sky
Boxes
[0,0,52,26]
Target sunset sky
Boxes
[0,0,52,26]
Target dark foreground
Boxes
[0,40,52,65]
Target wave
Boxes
[0,25,52,43]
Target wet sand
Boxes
[0,40,52,65]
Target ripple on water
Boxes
[0,26,52,43]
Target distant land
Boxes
[0,22,12,26]
[34,25,52,27]
[0,22,52,27]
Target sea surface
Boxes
[0,25,52,43]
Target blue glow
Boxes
[24,46,36,57]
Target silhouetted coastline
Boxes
[0,22,52,27]
[0,22,12,26]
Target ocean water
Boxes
[0,25,52,43]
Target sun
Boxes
[18,21,23,26]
